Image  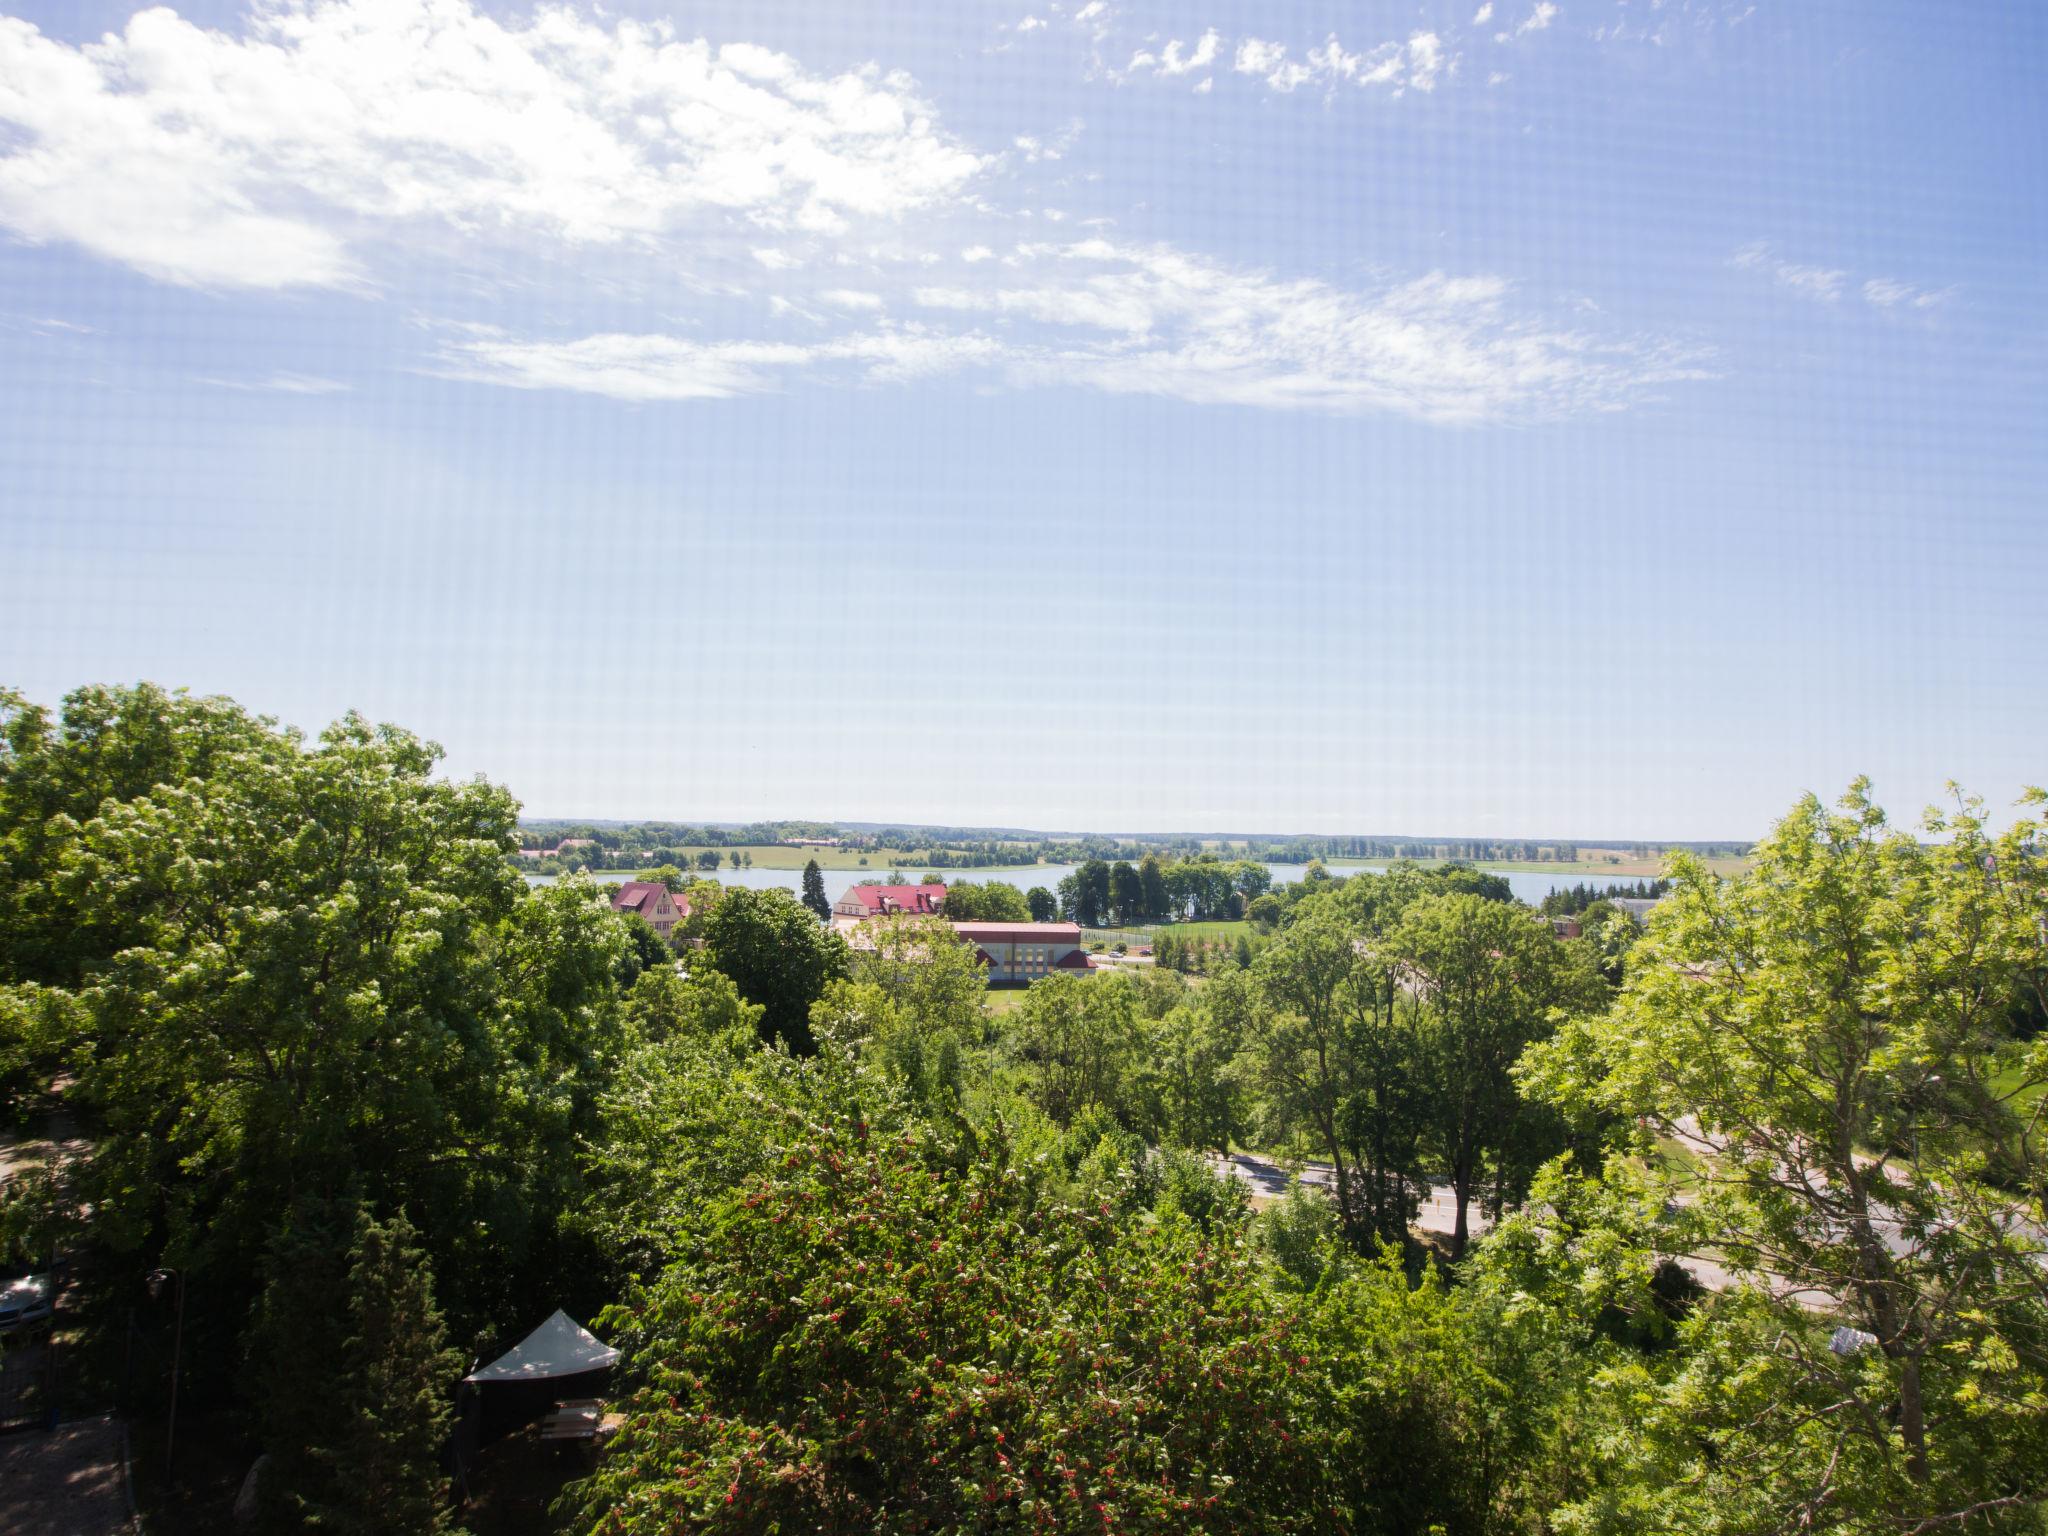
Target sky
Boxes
[1,0,2043,839]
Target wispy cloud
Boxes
[456,240,1708,423]
[1862,276,1953,311]
[193,371,351,394]
[1734,244,1953,313]
[1732,243,1845,302]
[434,325,1004,401]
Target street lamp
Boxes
[147,1268,185,1480]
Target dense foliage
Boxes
[3,684,2043,1536]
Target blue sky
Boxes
[2,0,2042,837]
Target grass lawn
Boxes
[1077,919,1254,951]
[1988,1056,2047,1118]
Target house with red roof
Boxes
[832,882,948,925]
[949,921,1093,985]
[610,880,682,940]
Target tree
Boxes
[1005,971,1147,1130]
[32,708,625,1388]
[1523,781,2048,1528]
[1025,886,1056,922]
[800,858,831,922]
[701,887,851,1053]
[943,881,1030,922]
[1072,859,1111,928]
[1138,854,1169,923]
[1152,1002,1243,1153]
[730,849,742,869]
[335,1208,460,1534]
[641,863,686,894]
[560,1092,1326,1536]
[1392,892,1598,1258]
[1250,906,1427,1251]
[0,683,280,988]
[1108,861,1142,926]
[831,915,989,1105]
[253,1204,459,1534]
[617,911,674,984]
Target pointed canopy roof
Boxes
[464,1309,619,1384]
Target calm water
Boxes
[522,860,1652,909]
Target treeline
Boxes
[522,818,841,850]
[4,685,2045,1536]
[1053,854,1274,926]
[1538,877,1670,916]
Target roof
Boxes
[464,1309,619,1384]
[839,883,947,916]
[610,880,670,916]
[1055,948,1095,969]
[950,921,1083,945]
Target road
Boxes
[1208,1153,1494,1241]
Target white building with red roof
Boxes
[832,882,948,925]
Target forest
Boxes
[3,683,2046,1534]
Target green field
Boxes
[1324,853,1748,878]
[1079,919,1253,950]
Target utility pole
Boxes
[148,1268,185,1481]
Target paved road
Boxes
[1209,1153,1495,1240]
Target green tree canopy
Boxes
[701,886,852,1054]
[1522,780,2048,1530]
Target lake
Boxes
[523,860,1654,909]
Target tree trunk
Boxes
[1450,1166,1472,1260]
[1899,1356,1929,1483]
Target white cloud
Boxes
[1231,30,1448,94]
[1010,119,1084,163]
[1406,33,1447,91]
[0,1,1704,429]
[1017,16,1047,33]
[1516,4,1559,37]
[1074,1,1108,21]
[1233,37,1315,92]
[1192,76,1213,94]
[1129,28,1221,78]
[0,1,986,289]
[1474,3,1495,22]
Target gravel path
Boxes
[0,1416,137,1536]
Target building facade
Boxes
[950,921,1093,985]
[611,880,682,939]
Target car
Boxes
[0,1273,52,1332]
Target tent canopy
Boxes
[464,1309,619,1385]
